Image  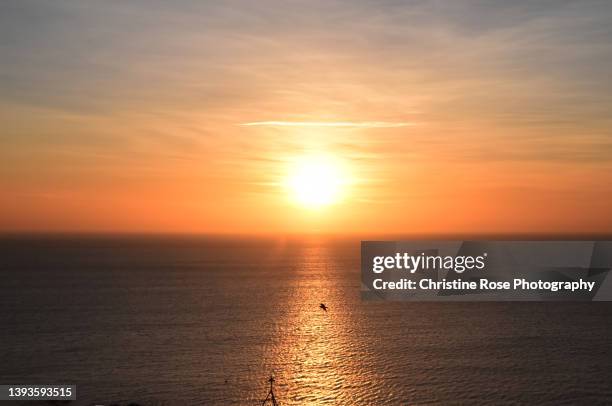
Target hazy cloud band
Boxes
[240,121,414,128]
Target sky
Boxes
[1,0,611,234]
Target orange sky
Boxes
[1,1,611,234]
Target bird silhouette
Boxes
[319,303,328,312]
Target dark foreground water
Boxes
[1,235,611,405]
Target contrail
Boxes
[240,121,414,128]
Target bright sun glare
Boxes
[287,155,346,208]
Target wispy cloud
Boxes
[240,121,414,128]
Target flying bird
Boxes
[319,303,328,312]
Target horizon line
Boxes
[1,231,610,239]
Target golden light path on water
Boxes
[255,242,380,405]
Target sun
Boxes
[286,155,346,208]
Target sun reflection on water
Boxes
[257,241,374,405]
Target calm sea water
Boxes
[1,236,611,405]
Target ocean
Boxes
[1,235,611,405]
